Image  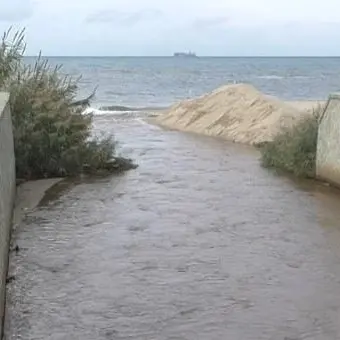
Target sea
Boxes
[24,57,340,113]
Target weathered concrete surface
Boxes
[316,94,340,186]
[0,93,15,339]
[12,178,63,229]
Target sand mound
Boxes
[154,83,317,145]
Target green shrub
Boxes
[1,28,136,179]
[259,108,322,178]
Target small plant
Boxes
[260,106,322,178]
[0,28,25,89]
[0,28,136,180]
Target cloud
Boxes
[2,0,340,56]
[0,0,34,22]
[191,16,230,31]
[85,8,163,25]
[85,10,121,24]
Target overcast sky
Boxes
[1,0,340,56]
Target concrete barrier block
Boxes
[316,93,340,186]
[0,92,16,338]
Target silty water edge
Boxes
[5,111,340,340]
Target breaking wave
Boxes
[82,105,165,120]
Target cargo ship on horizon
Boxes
[173,51,197,58]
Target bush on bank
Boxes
[0,28,136,180]
[259,107,322,178]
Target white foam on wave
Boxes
[257,75,284,80]
[83,106,161,117]
[82,107,158,126]
[82,107,134,115]
[257,75,311,80]
[290,76,311,79]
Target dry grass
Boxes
[259,106,323,178]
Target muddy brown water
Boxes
[5,115,340,340]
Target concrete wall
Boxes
[0,93,16,339]
[316,93,340,186]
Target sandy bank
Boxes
[153,84,324,145]
[288,100,325,112]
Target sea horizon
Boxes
[23,56,340,108]
[24,55,340,58]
